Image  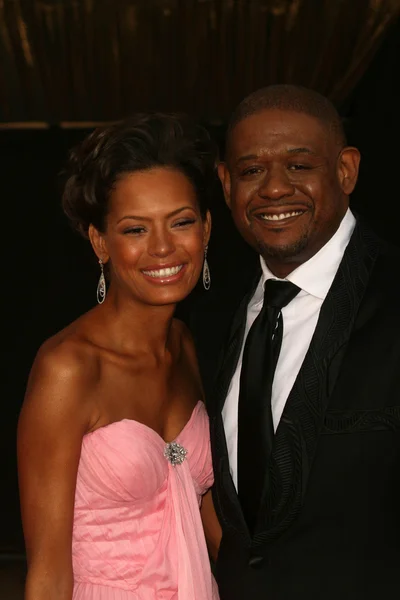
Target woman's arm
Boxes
[18,341,95,600]
[201,489,222,562]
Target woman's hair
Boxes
[62,113,218,237]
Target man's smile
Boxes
[259,210,304,222]
[249,205,309,227]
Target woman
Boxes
[18,113,221,599]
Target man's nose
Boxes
[148,228,175,258]
[258,166,295,200]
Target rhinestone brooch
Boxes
[164,441,188,466]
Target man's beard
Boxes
[255,230,309,261]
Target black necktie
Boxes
[237,279,300,533]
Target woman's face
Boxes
[91,167,211,308]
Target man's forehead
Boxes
[234,108,326,137]
[235,146,318,162]
[228,109,331,156]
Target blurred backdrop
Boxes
[1,0,400,562]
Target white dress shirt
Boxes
[222,209,356,488]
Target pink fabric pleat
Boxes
[170,461,214,600]
[72,401,219,600]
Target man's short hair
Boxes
[227,84,347,149]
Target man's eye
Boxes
[173,218,196,228]
[124,227,146,235]
[242,167,262,176]
[288,164,310,171]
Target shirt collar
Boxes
[257,208,356,302]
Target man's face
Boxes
[219,109,360,275]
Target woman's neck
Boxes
[93,291,177,358]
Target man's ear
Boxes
[88,224,109,264]
[337,147,361,195]
[217,162,232,209]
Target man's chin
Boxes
[256,234,309,262]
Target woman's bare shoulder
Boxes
[172,318,196,354]
[172,318,194,341]
[172,318,203,389]
[33,323,99,382]
[22,322,101,430]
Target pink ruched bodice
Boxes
[72,401,219,599]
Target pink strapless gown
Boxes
[72,401,219,599]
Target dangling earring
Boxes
[97,259,106,304]
[203,246,211,291]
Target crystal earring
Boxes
[97,259,106,304]
[203,246,211,291]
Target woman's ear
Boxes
[88,224,109,264]
[203,210,212,247]
[337,147,361,195]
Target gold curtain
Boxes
[0,0,399,123]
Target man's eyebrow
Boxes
[287,147,317,155]
[235,148,317,165]
[235,154,259,165]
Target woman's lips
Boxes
[141,263,187,284]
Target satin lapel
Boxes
[210,269,261,539]
[253,222,383,543]
[211,268,262,416]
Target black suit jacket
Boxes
[191,219,400,599]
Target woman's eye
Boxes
[124,226,146,235]
[173,218,196,228]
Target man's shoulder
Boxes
[349,219,400,317]
[188,282,243,346]
[358,219,399,270]
[185,260,260,391]
[353,216,399,252]
[189,264,260,328]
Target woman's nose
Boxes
[147,228,175,258]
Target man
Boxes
[192,85,400,599]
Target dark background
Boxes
[1,13,400,557]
